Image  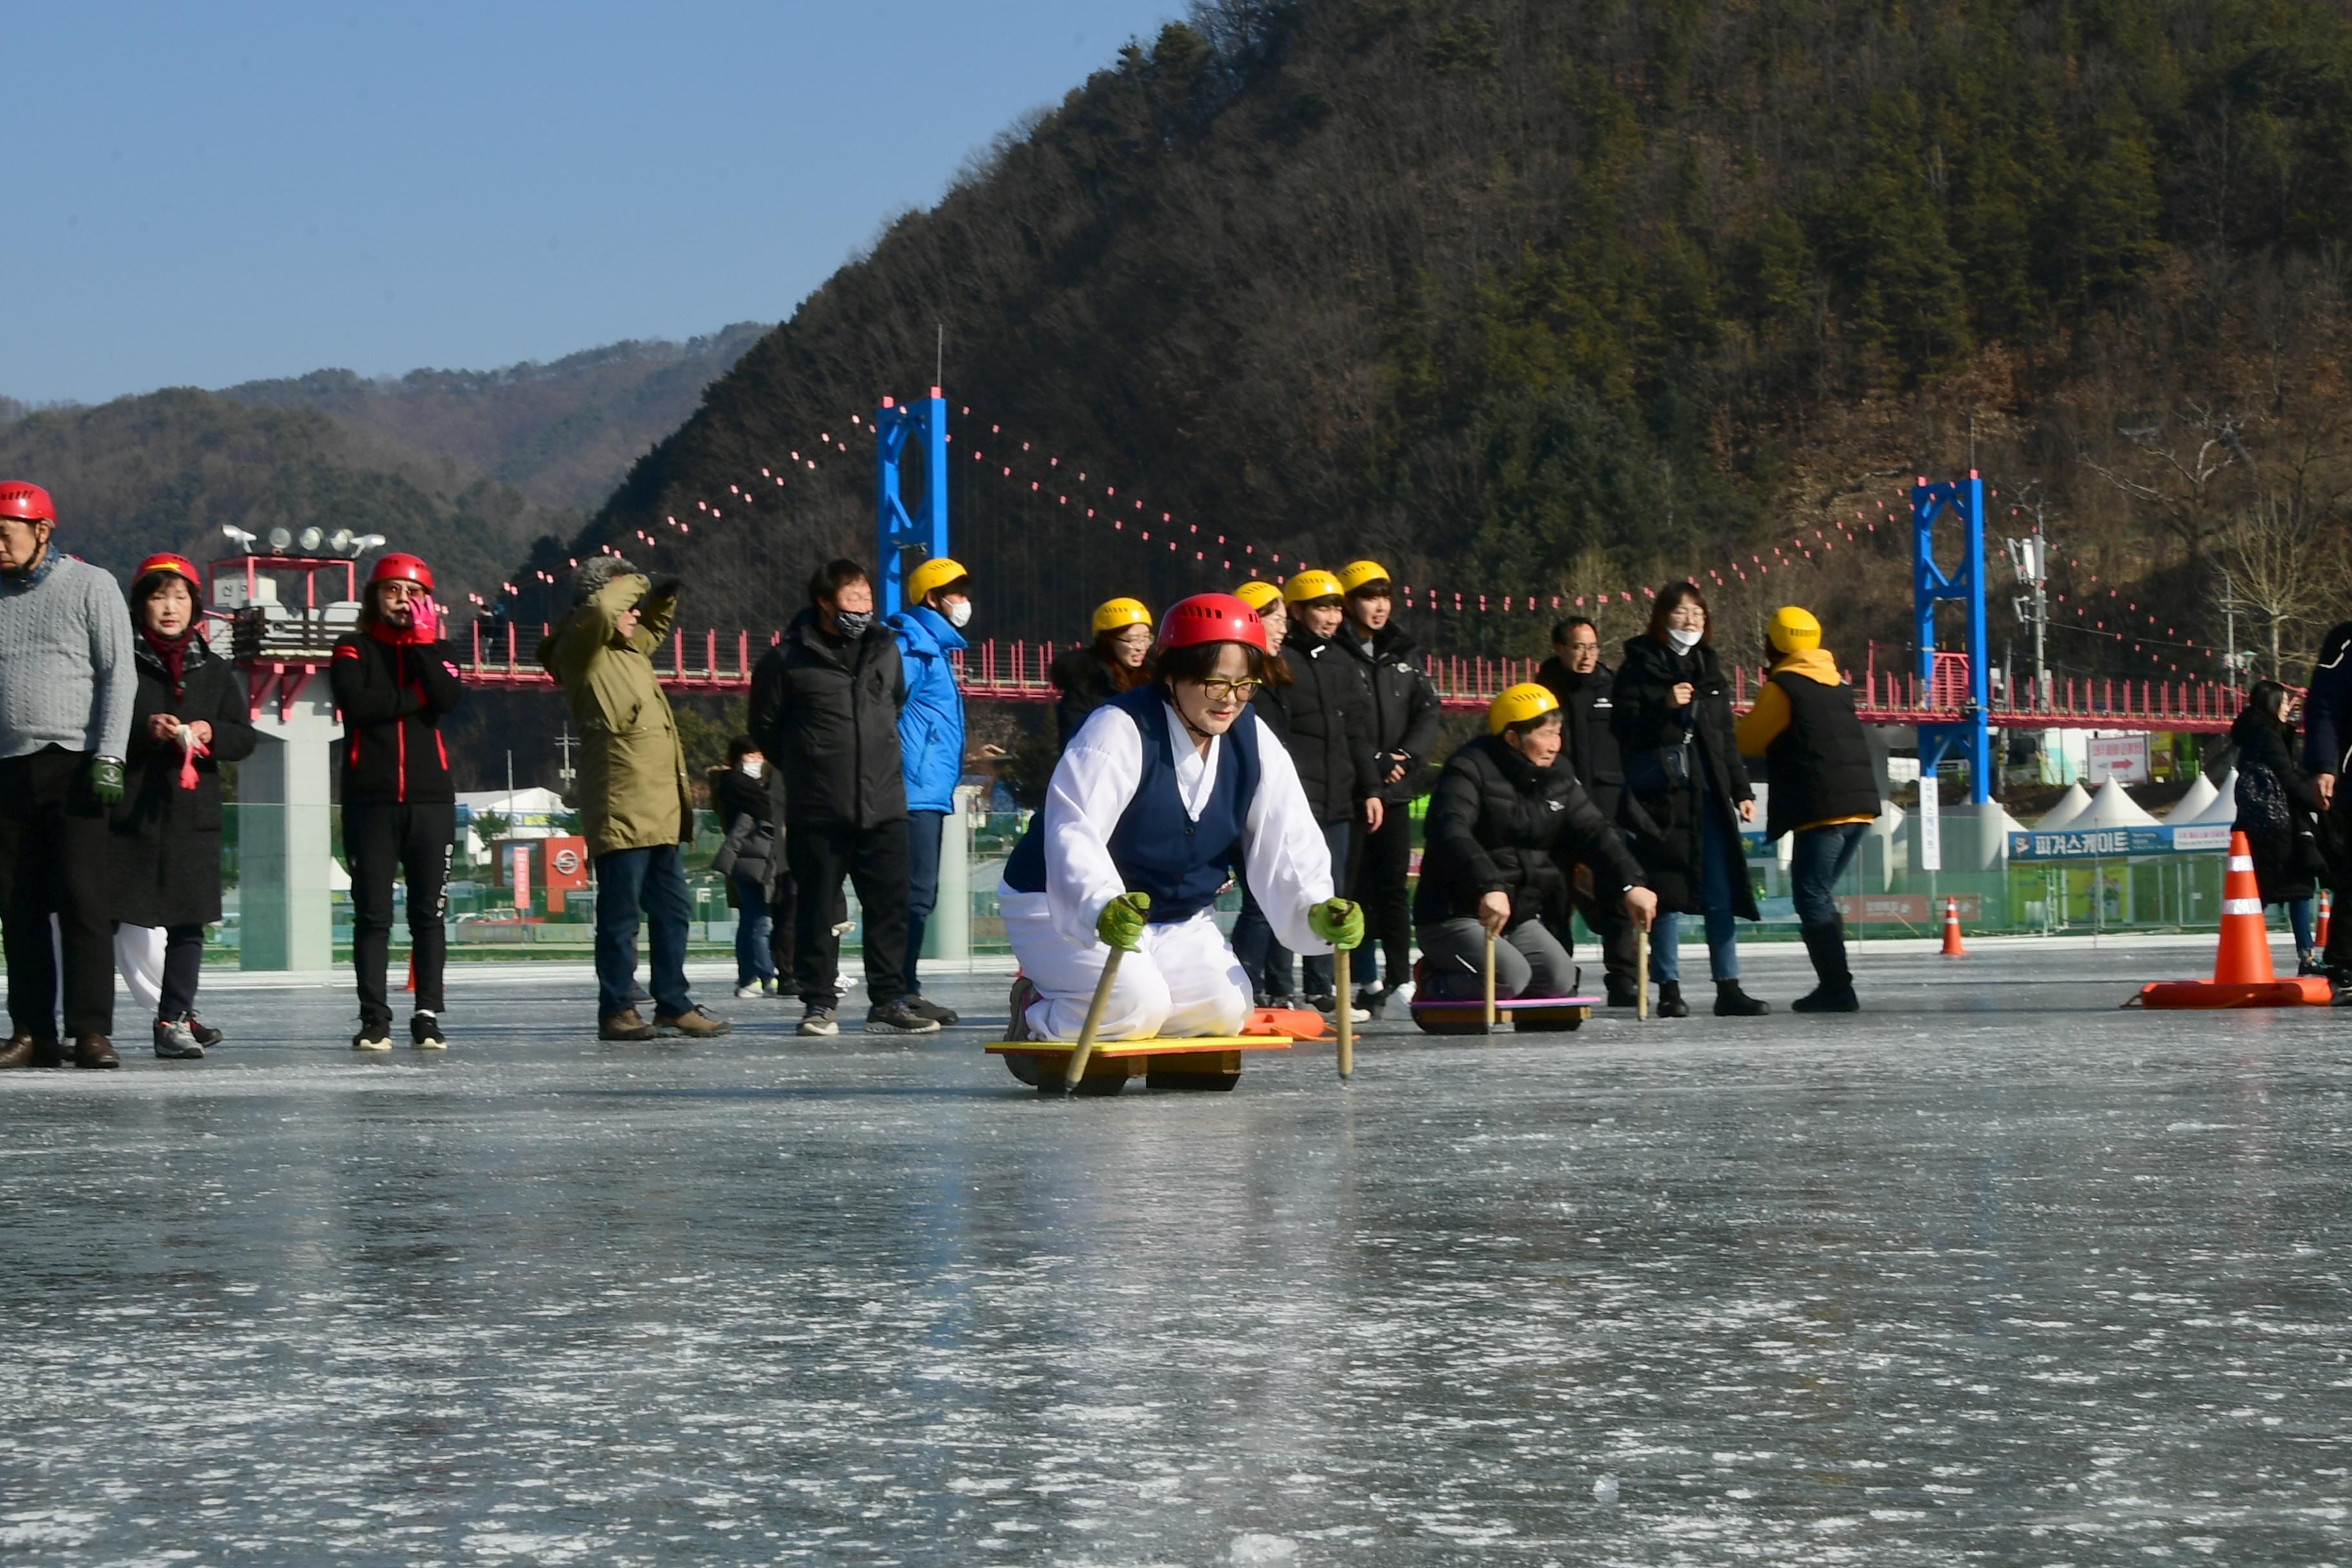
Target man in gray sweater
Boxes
[0,482,135,1068]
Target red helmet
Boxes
[1157,593,1269,653]
[133,553,202,589]
[368,553,434,593]
[0,482,56,524]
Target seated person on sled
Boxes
[998,593,1362,1046]
[1413,683,1656,1002]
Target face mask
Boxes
[945,601,973,629]
[1667,627,1702,653]
[741,758,765,780]
[834,609,874,637]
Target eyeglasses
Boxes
[1193,678,1262,701]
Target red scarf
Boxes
[140,624,197,695]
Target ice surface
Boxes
[1,939,2347,1564]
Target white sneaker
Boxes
[733,983,764,999]
[835,972,860,994]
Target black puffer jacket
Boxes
[330,628,465,805]
[710,765,778,892]
[1609,634,1759,919]
[1333,622,1442,803]
[2231,709,2325,905]
[1414,734,1645,930]
[109,632,258,928]
[1259,629,1378,824]
[1536,657,1624,824]
[1050,645,1144,752]
[749,609,907,828]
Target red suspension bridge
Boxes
[460,623,2245,734]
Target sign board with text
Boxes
[2086,734,2150,784]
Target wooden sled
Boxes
[1409,995,1597,1036]
[986,1035,1292,1095]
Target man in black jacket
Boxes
[1331,558,1440,1013]
[2304,618,2352,994]
[749,559,934,1037]
[1535,616,1640,1006]
[331,553,464,1052]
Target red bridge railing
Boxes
[465,627,2243,733]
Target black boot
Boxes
[1792,920,1860,1013]
[1713,980,1770,1017]
[1654,980,1689,1018]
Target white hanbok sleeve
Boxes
[1041,704,1146,948]
[1242,715,1337,954]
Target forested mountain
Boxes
[0,328,763,608]
[219,325,766,513]
[538,0,2352,683]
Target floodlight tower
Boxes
[875,387,949,615]
[1913,472,1992,805]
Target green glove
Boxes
[1095,891,1152,952]
[1309,897,1365,951]
[87,754,125,808]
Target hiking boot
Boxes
[797,1004,839,1037]
[1006,976,1041,1042]
[351,1028,393,1052]
[598,1008,657,1042]
[1604,978,1641,1008]
[74,1035,120,1069]
[1792,920,1859,1013]
[410,1013,447,1050]
[865,999,943,1035]
[152,1019,205,1059]
[655,1006,732,1039]
[187,1015,224,1049]
[0,1033,48,1070]
[903,994,960,1026]
[1714,981,1771,1017]
[1654,981,1689,1019]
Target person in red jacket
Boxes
[330,553,464,1052]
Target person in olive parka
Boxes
[109,552,256,1059]
[1609,581,1769,1019]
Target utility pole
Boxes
[2001,482,2053,709]
[555,723,577,791]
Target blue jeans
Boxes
[903,810,945,997]
[1652,808,1743,983]
[595,845,692,1019]
[2285,897,2315,952]
[732,870,774,987]
[1789,821,1869,929]
[1231,881,1293,1001]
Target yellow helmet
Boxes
[1336,558,1391,596]
[1092,596,1153,635]
[1282,568,1344,605]
[1768,605,1822,654]
[906,556,970,603]
[1233,580,1284,614]
[1487,681,1562,736]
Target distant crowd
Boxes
[2,473,2348,1068]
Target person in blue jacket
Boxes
[892,556,973,1024]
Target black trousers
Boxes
[2329,800,2352,971]
[787,818,910,1009]
[344,801,454,1030]
[1348,804,1415,992]
[1564,877,1642,989]
[0,747,113,1039]
[159,923,206,1021]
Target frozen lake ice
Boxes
[2,938,2347,1564]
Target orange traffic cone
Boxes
[1939,896,1967,958]
[2319,890,2333,951]
[400,954,416,994]
[2135,830,2330,1007]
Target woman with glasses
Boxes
[997,593,1362,1060]
[1611,581,1769,1018]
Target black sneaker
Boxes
[1654,981,1689,1019]
[187,1015,224,1048]
[865,999,943,1035]
[410,1013,448,1050]
[1714,981,1772,1017]
[1604,979,1641,1008]
[904,994,961,1027]
[152,1019,205,1059]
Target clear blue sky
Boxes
[7,2,1186,405]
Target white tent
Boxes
[2166,769,2219,822]
[2184,768,2240,826]
[2072,778,2161,829]
[2035,781,2093,830]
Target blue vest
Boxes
[1002,687,1260,922]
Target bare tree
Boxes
[2079,400,2252,558]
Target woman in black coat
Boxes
[109,554,257,1059]
[1050,598,1155,752]
[1609,582,1769,1017]
[2231,680,2326,974]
